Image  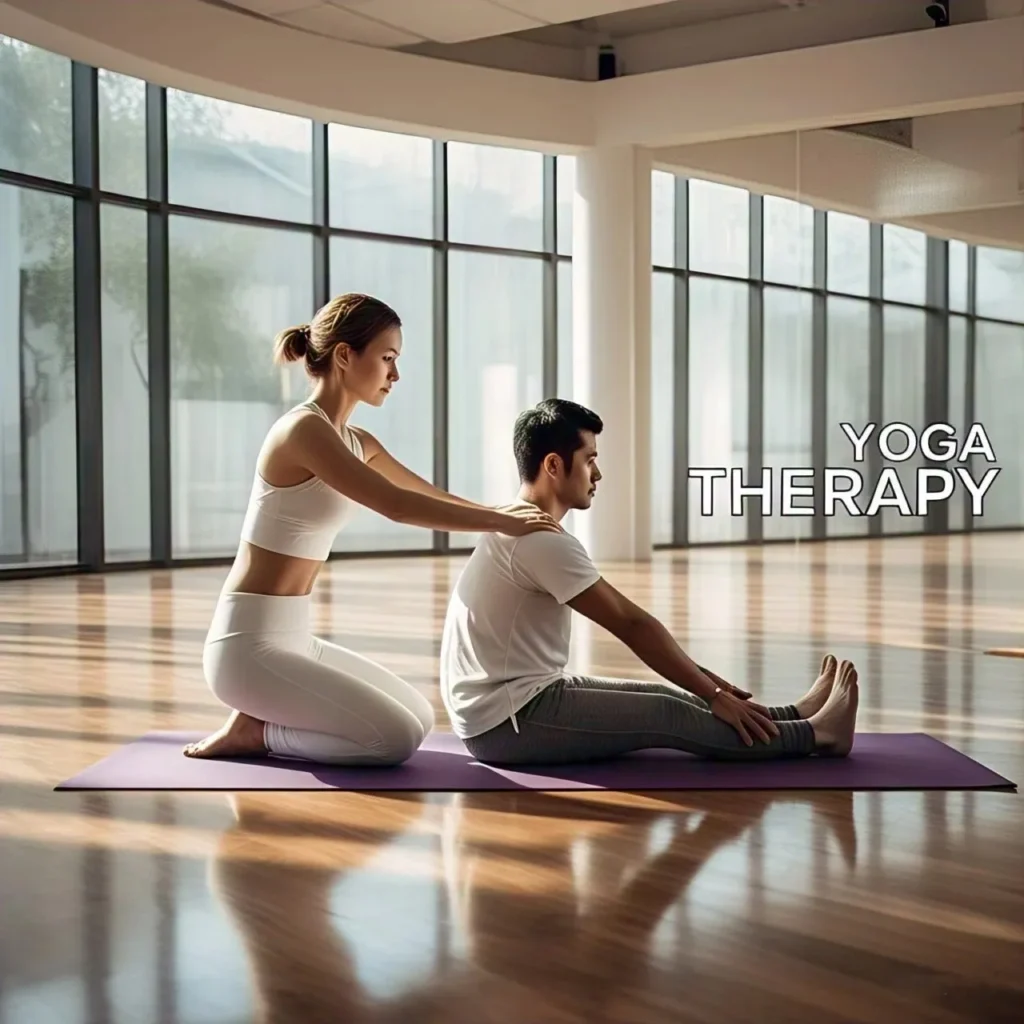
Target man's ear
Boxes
[542,452,563,479]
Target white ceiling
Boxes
[211,1,1006,78]
[513,0,786,46]
[209,0,694,47]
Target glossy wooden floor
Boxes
[2,533,1023,1024]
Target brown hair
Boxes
[274,293,401,376]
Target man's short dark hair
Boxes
[513,399,604,484]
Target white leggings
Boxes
[203,592,435,765]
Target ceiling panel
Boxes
[589,0,785,34]
[498,0,686,21]
[328,0,545,44]
[512,0,787,43]
[226,0,321,14]
[283,2,425,46]
[208,0,799,50]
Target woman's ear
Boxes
[333,343,352,371]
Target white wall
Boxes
[0,0,592,151]
[3,0,1023,153]
[596,17,1024,147]
[652,97,1024,250]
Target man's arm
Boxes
[568,580,763,702]
[567,578,778,745]
[567,578,720,701]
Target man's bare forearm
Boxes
[618,614,718,701]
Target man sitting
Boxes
[440,399,859,766]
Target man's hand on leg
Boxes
[696,665,752,701]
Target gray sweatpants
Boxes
[463,675,816,766]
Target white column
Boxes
[571,145,652,563]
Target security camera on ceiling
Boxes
[925,1,950,26]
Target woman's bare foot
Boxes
[183,710,267,759]
[793,654,839,719]
[808,659,859,757]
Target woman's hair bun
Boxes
[274,323,311,364]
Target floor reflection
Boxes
[3,535,1023,1023]
[207,790,859,1023]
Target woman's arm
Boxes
[352,428,484,511]
[287,415,557,535]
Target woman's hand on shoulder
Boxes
[493,502,563,537]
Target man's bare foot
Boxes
[793,653,839,719]
[183,710,267,759]
[808,659,859,757]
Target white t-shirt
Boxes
[440,529,601,739]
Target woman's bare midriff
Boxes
[221,541,324,597]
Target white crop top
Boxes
[239,401,364,562]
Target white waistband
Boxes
[207,591,312,641]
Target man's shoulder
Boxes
[512,528,591,563]
[464,529,593,573]
[462,532,519,574]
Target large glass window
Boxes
[330,237,434,551]
[328,124,433,239]
[763,196,813,288]
[98,70,147,198]
[975,321,1024,528]
[651,272,675,545]
[827,211,870,297]
[556,155,574,257]
[763,288,813,539]
[6,26,1024,576]
[448,252,544,547]
[976,246,1024,324]
[557,259,573,398]
[447,142,543,252]
[167,90,313,222]
[0,36,72,183]
[882,306,927,534]
[688,179,749,278]
[101,204,151,562]
[0,184,77,567]
[651,171,675,268]
[883,225,927,306]
[949,240,969,314]
[825,298,870,537]
[168,217,313,558]
[688,278,749,543]
[948,316,968,532]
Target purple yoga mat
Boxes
[55,730,1014,792]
